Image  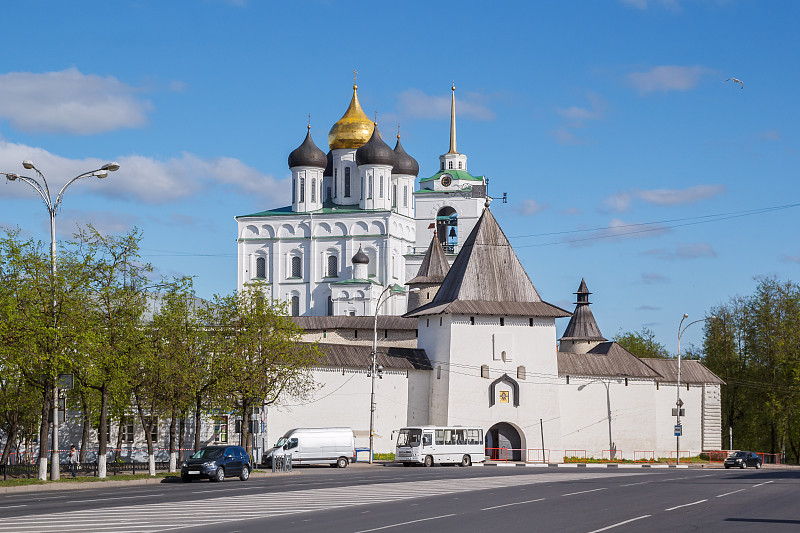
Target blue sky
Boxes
[1,0,798,351]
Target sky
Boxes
[1,0,798,352]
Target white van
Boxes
[262,428,355,468]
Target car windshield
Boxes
[274,437,288,448]
[397,429,422,447]
[191,448,224,460]
[732,451,748,457]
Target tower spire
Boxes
[448,83,457,154]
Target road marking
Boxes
[563,487,607,497]
[665,499,707,511]
[716,489,745,498]
[753,480,774,487]
[482,498,545,511]
[354,513,456,532]
[80,494,164,503]
[586,515,651,532]
[0,505,27,509]
[620,481,651,487]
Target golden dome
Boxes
[328,84,374,150]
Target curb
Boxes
[479,462,690,468]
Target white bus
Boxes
[395,426,485,467]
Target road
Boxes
[0,465,797,532]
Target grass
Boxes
[372,453,395,461]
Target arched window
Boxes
[299,177,305,202]
[368,176,373,199]
[327,295,333,316]
[291,295,300,316]
[448,161,453,169]
[379,175,384,198]
[436,206,458,251]
[360,176,364,200]
[334,171,337,197]
[291,256,302,278]
[392,185,397,207]
[440,161,444,170]
[344,167,351,197]
[255,257,266,279]
[327,255,338,277]
[403,185,408,207]
[458,161,463,169]
[326,186,331,201]
[311,178,316,202]
[292,178,296,203]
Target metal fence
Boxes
[271,454,292,473]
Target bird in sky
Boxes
[726,77,744,89]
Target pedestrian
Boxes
[69,444,78,478]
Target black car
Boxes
[724,451,762,469]
[181,445,252,482]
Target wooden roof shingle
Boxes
[406,234,450,285]
[310,343,432,370]
[639,358,725,385]
[558,342,662,379]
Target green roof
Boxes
[419,169,484,183]
[237,201,390,219]
[331,278,381,286]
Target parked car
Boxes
[181,445,251,482]
[261,427,355,468]
[724,451,762,469]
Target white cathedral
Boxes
[234,81,724,462]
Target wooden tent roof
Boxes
[406,234,450,285]
[405,207,570,318]
[558,342,662,379]
[560,279,606,341]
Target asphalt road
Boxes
[0,464,798,532]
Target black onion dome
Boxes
[392,137,419,176]
[288,129,327,169]
[323,150,333,177]
[352,246,370,264]
[355,125,394,166]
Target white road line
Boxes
[563,487,607,497]
[354,513,456,532]
[753,480,774,487]
[665,499,707,511]
[716,489,746,498]
[481,498,545,511]
[620,481,651,487]
[80,494,165,503]
[586,515,651,533]
[0,504,28,509]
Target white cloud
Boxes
[641,272,670,284]
[561,207,583,216]
[396,89,495,121]
[642,242,717,261]
[0,68,151,134]
[514,198,548,216]
[0,141,288,205]
[553,92,608,145]
[636,305,661,311]
[627,65,713,94]
[781,255,800,264]
[603,184,725,212]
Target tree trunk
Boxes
[37,385,51,480]
[1,418,17,465]
[178,414,186,462]
[134,394,156,476]
[97,384,109,478]
[242,401,252,459]
[80,395,90,463]
[168,409,177,472]
[194,395,202,452]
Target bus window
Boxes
[397,429,422,447]
[422,434,432,447]
[455,429,466,444]
[435,430,445,445]
[467,429,482,445]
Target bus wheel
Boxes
[424,455,434,467]
[460,455,472,467]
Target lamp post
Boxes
[368,284,405,464]
[3,160,119,480]
[675,313,716,465]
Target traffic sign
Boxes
[674,424,682,437]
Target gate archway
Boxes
[486,422,522,461]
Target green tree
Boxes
[613,327,671,359]
[206,284,321,458]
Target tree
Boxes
[702,277,800,462]
[205,284,321,458]
[613,327,671,359]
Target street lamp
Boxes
[675,313,716,465]
[3,159,119,480]
[368,284,410,464]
